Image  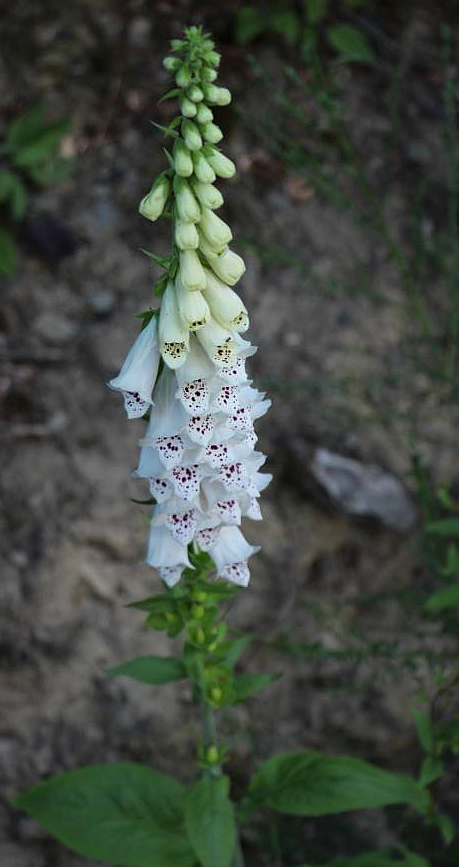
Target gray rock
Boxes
[311,447,416,531]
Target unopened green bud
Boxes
[165,611,177,624]
[204,50,221,68]
[196,627,206,645]
[206,745,219,765]
[187,84,204,102]
[192,151,216,184]
[191,603,205,619]
[180,96,197,118]
[201,122,223,144]
[208,642,217,653]
[196,103,213,124]
[211,686,222,702]
[192,589,207,602]
[176,65,191,88]
[203,83,220,104]
[171,39,185,51]
[204,147,236,178]
[174,177,201,223]
[163,56,181,72]
[191,179,223,210]
[175,219,199,250]
[201,67,217,82]
[173,140,193,177]
[139,174,170,222]
[200,207,232,247]
[182,119,202,151]
[202,38,215,51]
[214,87,231,106]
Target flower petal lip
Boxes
[202,269,249,332]
[108,316,160,415]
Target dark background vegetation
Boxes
[2,1,459,864]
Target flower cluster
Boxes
[110,27,271,588]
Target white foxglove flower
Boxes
[202,269,249,332]
[159,282,189,369]
[179,249,206,291]
[175,279,210,330]
[196,318,238,367]
[139,174,170,221]
[108,316,160,418]
[199,207,232,247]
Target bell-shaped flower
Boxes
[179,249,206,291]
[175,220,199,250]
[158,281,189,369]
[147,523,191,570]
[192,151,216,184]
[196,316,237,367]
[209,525,259,581]
[173,140,193,177]
[196,103,213,124]
[108,315,160,418]
[181,119,202,151]
[201,123,223,144]
[199,207,232,247]
[139,174,170,222]
[203,146,236,178]
[203,269,249,332]
[190,179,223,210]
[175,278,210,330]
[174,177,201,223]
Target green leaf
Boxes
[27,155,75,186]
[184,775,236,867]
[14,762,195,867]
[297,849,429,866]
[233,6,266,45]
[13,117,70,167]
[6,104,44,151]
[424,584,459,611]
[233,672,277,702]
[270,10,301,44]
[247,751,430,817]
[158,88,181,104]
[140,248,171,268]
[436,811,455,845]
[107,655,187,685]
[304,0,328,24]
[0,229,18,276]
[326,24,375,63]
[222,634,252,668]
[0,171,27,219]
[426,517,459,536]
[419,756,444,787]
[412,708,434,754]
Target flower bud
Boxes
[198,229,227,257]
[204,146,236,178]
[210,686,223,702]
[173,140,193,177]
[180,96,197,118]
[206,745,220,765]
[176,282,210,330]
[197,317,237,366]
[175,65,191,88]
[139,175,170,222]
[203,269,249,332]
[201,122,223,144]
[190,179,223,210]
[201,67,217,82]
[179,249,206,291]
[202,38,214,51]
[163,56,180,72]
[171,39,185,51]
[181,119,202,151]
[175,220,199,250]
[187,84,204,102]
[174,177,201,223]
[199,207,232,247]
[204,245,246,286]
[158,281,189,369]
[192,151,216,184]
[204,50,221,67]
[214,87,231,106]
[196,103,213,124]
[203,83,220,104]
[192,603,205,618]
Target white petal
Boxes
[149,477,172,502]
[218,461,249,492]
[108,316,160,416]
[245,497,262,520]
[195,526,221,551]
[196,317,237,367]
[141,366,188,438]
[217,357,248,384]
[213,385,239,413]
[159,565,187,587]
[215,498,241,525]
[171,464,203,500]
[147,524,191,568]
[158,282,189,369]
[175,336,215,385]
[178,378,210,414]
[187,414,214,445]
[135,445,164,478]
[219,560,251,587]
[209,525,259,572]
[155,434,185,469]
[165,509,197,545]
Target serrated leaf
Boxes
[6,104,44,151]
[184,775,236,867]
[247,751,431,817]
[326,24,375,63]
[233,672,277,702]
[13,117,70,167]
[0,229,18,276]
[426,517,459,536]
[424,584,459,611]
[107,655,187,685]
[14,762,195,867]
[233,6,267,44]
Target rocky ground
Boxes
[1,2,459,865]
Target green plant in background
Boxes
[10,25,453,867]
[0,104,73,276]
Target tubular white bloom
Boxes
[192,151,216,184]
[199,207,232,247]
[175,220,199,250]
[202,269,249,332]
[175,279,210,330]
[196,317,238,367]
[108,315,160,418]
[179,249,206,291]
[204,146,236,178]
[139,174,170,221]
[175,178,201,223]
[204,245,246,286]
[190,180,223,210]
[158,282,189,369]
